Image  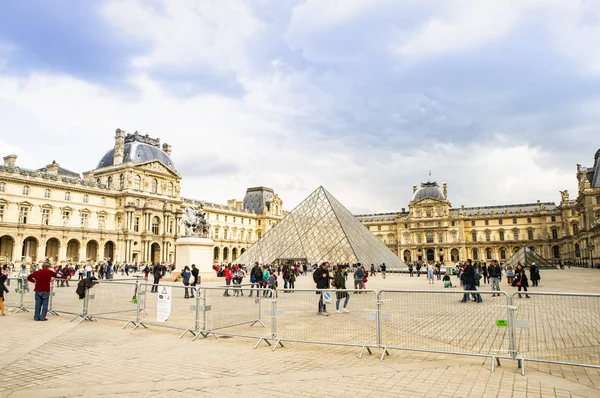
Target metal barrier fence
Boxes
[511,292,600,373]
[20,279,598,375]
[378,290,513,367]
[5,277,33,314]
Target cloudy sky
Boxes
[1,0,599,214]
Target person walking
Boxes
[353,263,364,292]
[282,265,290,291]
[27,261,56,321]
[530,263,540,287]
[482,263,488,285]
[370,264,376,277]
[181,266,191,299]
[513,264,530,298]
[0,270,7,316]
[489,260,501,297]
[249,262,262,297]
[381,263,387,280]
[334,264,349,313]
[288,268,296,292]
[151,263,162,293]
[427,263,435,285]
[223,264,232,297]
[313,262,331,316]
[408,263,414,277]
[416,262,422,277]
[190,264,199,298]
[460,260,482,303]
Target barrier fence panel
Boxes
[137,282,199,338]
[87,281,140,323]
[273,288,379,352]
[512,292,600,370]
[5,277,33,314]
[51,283,86,316]
[200,285,272,341]
[379,290,512,362]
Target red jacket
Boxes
[27,268,57,292]
[225,268,232,280]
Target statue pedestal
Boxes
[175,237,214,273]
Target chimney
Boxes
[46,160,59,175]
[401,208,406,213]
[113,128,125,166]
[412,185,417,194]
[3,154,17,168]
[443,182,448,199]
[162,143,172,156]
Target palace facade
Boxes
[357,151,600,266]
[0,129,284,265]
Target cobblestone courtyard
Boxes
[2,268,600,398]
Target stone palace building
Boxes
[0,129,598,267]
[357,151,600,266]
[0,129,284,266]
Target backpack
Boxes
[312,269,319,283]
[355,268,364,279]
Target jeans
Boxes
[289,280,295,290]
[151,276,160,293]
[183,282,190,298]
[462,284,482,302]
[249,282,261,296]
[336,294,349,310]
[224,279,231,296]
[490,277,500,293]
[283,279,289,289]
[354,279,362,290]
[34,291,50,321]
[318,292,327,313]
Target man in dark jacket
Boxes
[460,260,482,303]
[151,263,162,293]
[190,264,199,298]
[313,262,331,316]
[489,261,501,296]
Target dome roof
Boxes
[97,142,176,171]
[412,182,445,201]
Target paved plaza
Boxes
[2,268,600,398]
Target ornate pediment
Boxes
[137,161,179,177]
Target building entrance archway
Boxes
[0,235,15,263]
[67,239,80,263]
[150,243,161,263]
[403,250,412,263]
[45,238,60,263]
[22,237,39,263]
[426,248,435,262]
[450,248,460,262]
[86,240,99,262]
[104,241,115,261]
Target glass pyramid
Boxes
[503,247,554,268]
[235,186,406,268]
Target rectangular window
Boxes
[513,218,517,224]
[485,220,489,226]
[471,220,475,226]
[485,231,491,241]
[527,217,532,223]
[99,215,106,230]
[233,217,236,223]
[81,213,88,227]
[225,215,228,222]
[438,233,443,243]
[42,209,50,225]
[0,204,4,222]
[528,229,534,240]
[134,217,140,232]
[499,219,503,225]
[513,230,519,241]
[169,221,173,234]
[65,192,71,201]
[19,207,28,224]
[0,182,4,192]
[499,231,505,241]
[551,216,556,223]
[552,229,558,239]
[44,189,50,199]
[62,211,71,225]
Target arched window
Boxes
[119,174,125,189]
[223,247,229,260]
[500,247,507,260]
[151,217,160,235]
[107,176,113,188]
[83,194,89,204]
[65,192,71,201]
[471,230,477,242]
[151,178,158,194]
[486,248,492,259]
[23,185,29,195]
[572,224,579,235]
[134,175,141,191]
[527,229,534,240]
[167,182,174,196]
[44,189,51,198]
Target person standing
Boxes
[249,262,262,297]
[416,262,422,277]
[181,266,191,299]
[381,263,387,280]
[370,264,376,277]
[506,264,515,286]
[482,263,488,285]
[313,262,331,316]
[334,264,349,313]
[282,265,290,291]
[514,264,530,298]
[151,263,162,293]
[85,263,92,279]
[288,269,296,292]
[0,270,7,316]
[489,260,501,297]
[190,264,199,298]
[530,263,540,287]
[460,259,482,303]
[427,263,435,285]
[353,264,364,292]
[223,264,232,297]
[27,261,56,321]
[408,263,414,277]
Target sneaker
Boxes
[336,310,341,313]
[342,308,349,313]
[322,312,329,316]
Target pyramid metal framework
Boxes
[503,247,554,268]
[234,186,405,268]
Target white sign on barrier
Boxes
[323,292,332,304]
[157,286,172,322]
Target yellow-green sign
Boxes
[496,320,508,327]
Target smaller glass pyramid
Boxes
[503,247,553,268]
[235,186,406,268]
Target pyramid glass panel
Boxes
[235,187,406,268]
[503,247,553,269]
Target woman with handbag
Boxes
[513,264,530,298]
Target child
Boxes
[267,274,278,297]
[443,274,453,288]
